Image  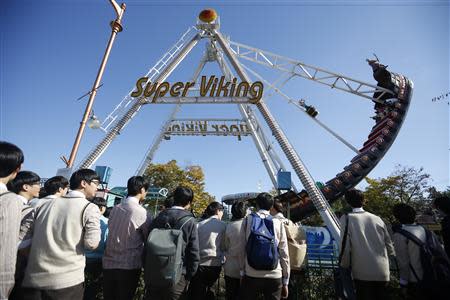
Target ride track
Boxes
[74,10,413,239]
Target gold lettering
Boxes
[131,77,148,97]
[170,82,184,97]
[182,82,195,97]
[152,82,170,103]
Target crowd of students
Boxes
[1,140,450,300]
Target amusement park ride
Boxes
[64,8,413,241]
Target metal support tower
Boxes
[213,30,341,239]
[77,32,202,169]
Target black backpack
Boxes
[395,226,450,285]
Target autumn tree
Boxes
[302,165,434,225]
[362,165,432,223]
[143,160,215,216]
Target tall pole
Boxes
[66,1,126,168]
[214,30,341,240]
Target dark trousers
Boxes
[84,259,103,300]
[354,280,389,300]
[103,269,140,300]
[240,276,282,300]
[224,276,240,300]
[188,265,221,300]
[145,276,188,300]
[9,251,28,300]
[22,283,84,300]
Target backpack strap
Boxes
[81,202,93,227]
[338,214,350,265]
[0,191,13,198]
[395,228,425,248]
[177,215,193,230]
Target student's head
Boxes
[172,186,194,208]
[42,176,69,198]
[92,197,107,215]
[231,200,247,220]
[434,196,450,216]
[344,189,364,208]
[69,169,100,199]
[255,192,274,210]
[127,176,149,201]
[7,171,41,200]
[270,199,284,216]
[0,141,24,180]
[393,203,416,224]
[161,197,174,210]
[202,202,224,220]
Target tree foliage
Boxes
[302,165,439,225]
[362,165,432,223]
[143,160,215,216]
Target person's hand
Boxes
[281,285,288,299]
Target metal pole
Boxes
[214,30,341,240]
[66,2,126,168]
[77,33,202,169]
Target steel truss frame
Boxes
[73,23,372,240]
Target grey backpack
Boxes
[144,215,192,287]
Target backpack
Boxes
[283,220,307,270]
[395,226,450,285]
[144,214,193,288]
[246,212,279,270]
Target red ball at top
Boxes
[199,9,217,23]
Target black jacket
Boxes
[150,208,200,280]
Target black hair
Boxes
[231,200,247,220]
[173,186,194,207]
[91,196,107,208]
[126,176,150,196]
[344,189,364,208]
[0,141,24,177]
[256,192,274,210]
[42,176,69,197]
[69,169,100,190]
[273,199,284,213]
[434,196,450,215]
[201,202,224,219]
[393,203,416,224]
[164,197,174,209]
[7,171,40,194]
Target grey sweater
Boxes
[0,188,24,299]
[23,191,101,289]
[339,209,396,281]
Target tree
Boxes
[363,165,431,223]
[143,160,215,216]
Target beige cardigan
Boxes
[339,209,395,281]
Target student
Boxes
[434,196,450,258]
[102,176,153,300]
[392,203,426,299]
[223,201,247,300]
[7,171,40,300]
[22,169,101,300]
[84,197,109,300]
[270,199,307,300]
[145,186,200,300]
[189,202,227,300]
[339,189,396,300]
[30,175,69,208]
[0,141,25,299]
[239,193,290,300]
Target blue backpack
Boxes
[246,212,279,270]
